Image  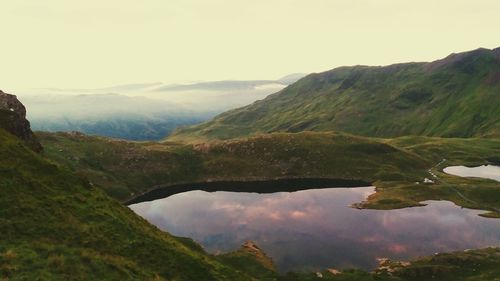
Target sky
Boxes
[0,0,499,89]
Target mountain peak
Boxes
[426,47,499,70]
[493,47,500,58]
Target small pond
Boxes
[443,165,500,182]
[129,184,500,272]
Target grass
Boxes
[38,131,500,216]
[217,241,277,281]
[376,247,500,281]
[38,131,428,200]
[276,248,500,281]
[0,128,256,280]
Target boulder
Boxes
[0,90,42,152]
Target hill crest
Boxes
[170,47,500,142]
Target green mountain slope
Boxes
[0,131,254,280]
[170,47,500,142]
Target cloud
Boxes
[290,210,307,219]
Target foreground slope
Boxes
[170,47,500,142]
[0,128,256,280]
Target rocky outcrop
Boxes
[238,241,275,271]
[0,90,42,152]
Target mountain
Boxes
[169,48,500,142]
[277,73,308,84]
[155,80,285,92]
[154,75,306,92]
[146,77,305,113]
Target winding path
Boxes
[428,158,499,213]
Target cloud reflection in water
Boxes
[130,186,500,272]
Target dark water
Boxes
[443,165,500,182]
[130,186,500,272]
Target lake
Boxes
[129,185,500,272]
[443,165,500,182]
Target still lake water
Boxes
[443,165,500,182]
[130,186,500,272]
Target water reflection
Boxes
[443,165,500,182]
[130,186,500,272]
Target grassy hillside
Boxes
[169,48,500,142]
[38,131,500,216]
[38,131,428,200]
[0,128,258,280]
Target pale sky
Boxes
[1,0,499,89]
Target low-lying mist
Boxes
[15,76,304,140]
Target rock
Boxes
[327,268,341,275]
[241,240,262,253]
[238,241,276,270]
[423,178,434,184]
[0,90,42,152]
[0,90,26,116]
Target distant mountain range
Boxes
[170,48,500,142]
[15,74,306,140]
[19,93,206,141]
